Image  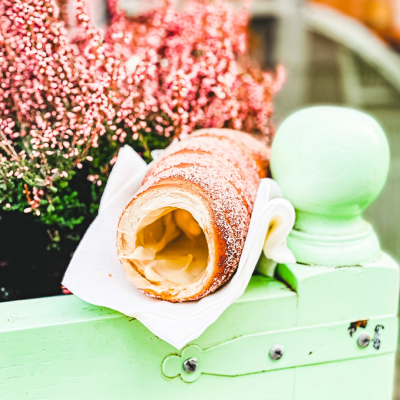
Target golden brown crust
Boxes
[155,135,262,184]
[122,180,223,302]
[117,128,270,302]
[189,128,271,178]
[144,151,256,214]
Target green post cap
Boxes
[271,106,390,266]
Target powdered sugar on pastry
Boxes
[116,128,270,302]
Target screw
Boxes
[269,344,284,360]
[183,357,198,373]
[357,332,371,348]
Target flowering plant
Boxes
[108,0,284,141]
[0,0,283,234]
[0,0,113,228]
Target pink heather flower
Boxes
[0,0,124,210]
[0,0,283,214]
[106,0,283,141]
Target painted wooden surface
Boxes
[0,254,397,399]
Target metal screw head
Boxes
[269,344,284,360]
[357,332,371,348]
[183,357,199,373]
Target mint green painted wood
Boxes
[163,315,396,382]
[0,254,398,399]
[0,276,297,347]
[271,106,390,267]
[295,354,396,399]
[277,252,399,326]
[0,277,298,400]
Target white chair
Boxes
[304,2,400,108]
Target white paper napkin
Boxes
[63,145,296,349]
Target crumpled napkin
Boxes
[62,145,296,349]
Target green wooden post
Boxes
[271,106,390,267]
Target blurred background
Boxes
[68,0,400,395]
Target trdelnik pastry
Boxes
[116,128,270,302]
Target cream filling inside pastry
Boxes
[129,208,208,286]
[117,189,214,299]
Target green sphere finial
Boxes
[271,106,390,266]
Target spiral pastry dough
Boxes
[117,129,270,302]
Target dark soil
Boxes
[0,210,90,302]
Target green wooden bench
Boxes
[0,258,397,399]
